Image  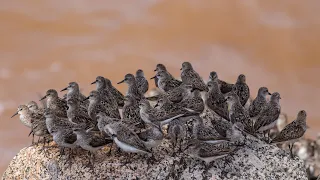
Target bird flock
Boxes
[11,62,308,167]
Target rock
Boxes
[2,135,308,180]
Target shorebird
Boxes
[234,74,250,107]
[271,110,307,158]
[84,90,115,122]
[153,63,181,89]
[179,85,205,114]
[50,128,77,159]
[137,123,164,149]
[118,74,144,101]
[122,95,144,131]
[60,82,89,107]
[151,70,182,93]
[29,113,50,146]
[207,71,233,94]
[104,78,125,107]
[67,98,95,130]
[225,93,253,133]
[105,122,153,163]
[167,118,186,153]
[91,76,120,118]
[254,92,281,139]
[44,108,77,134]
[211,117,233,138]
[73,128,113,166]
[180,62,208,92]
[206,81,229,121]
[249,87,271,118]
[183,139,236,166]
[147,83,189,104]
[139,99,185,126]
[135,69,149,95]
[26,101,44,115]
[11,105,33,129]
[40,89,67,118]
[192,116,230,144]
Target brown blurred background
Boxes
[1,0,320,174]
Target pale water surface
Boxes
[1,0,320,174]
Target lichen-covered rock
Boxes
[2,135,308,180]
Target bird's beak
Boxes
[39,95,48,101]
[117,79,125,84]
[268,92,271,95]
[180,68,182,70]
[150,75,156,80]
[279,97,282,99]
[60,87,68,92]
[222,98,228,103]
[91,80,97,85]
[154,102,159,108]
[154,69,157,72]
[82,96,90,102]
[11,111,18,118]
[307,125,310,129]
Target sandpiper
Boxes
[206,81,229,121]
[73,128,113,166]
[105,78,125,107]
[271,110,307,158]
[151,70,182,92]
[249,87,271,118]
[225,93,253,133]
[207,71,233,94]
[136,69,149,95]
[180,62,208,92]
[118,74,144,101]
[61,82,89,107]
[40,89,68,118]
[139,99,185,126]
[254,92,281,139]
[183,139,236,166]
[192,116,230,144]
[234,74,250,107]
[91,76,120,118]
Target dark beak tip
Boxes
[154,69,156,72]
[180,68,182,70]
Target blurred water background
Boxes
[0,0,320,174]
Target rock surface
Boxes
[2,134,308,180]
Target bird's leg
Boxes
[267,130,271,143]
[90,152,95,172]
[85,151,92,168]
[108,142,113,156]
[31,134,35,145]
[289,143,295,159]
[122,153,132,166]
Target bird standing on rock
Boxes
[118,74,144,101]
[249,87,271,118]
[234,74,250,107]
[254,92,281,140]
[40,89,68,118]
[180,62,208,92]
[135,69,149,95]
[271,110,307,158]
[207,71,233,94]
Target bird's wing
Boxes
[117,129,148,151]
[271,121,305,143]
[219,80,234,94]
[64,132,77,144]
